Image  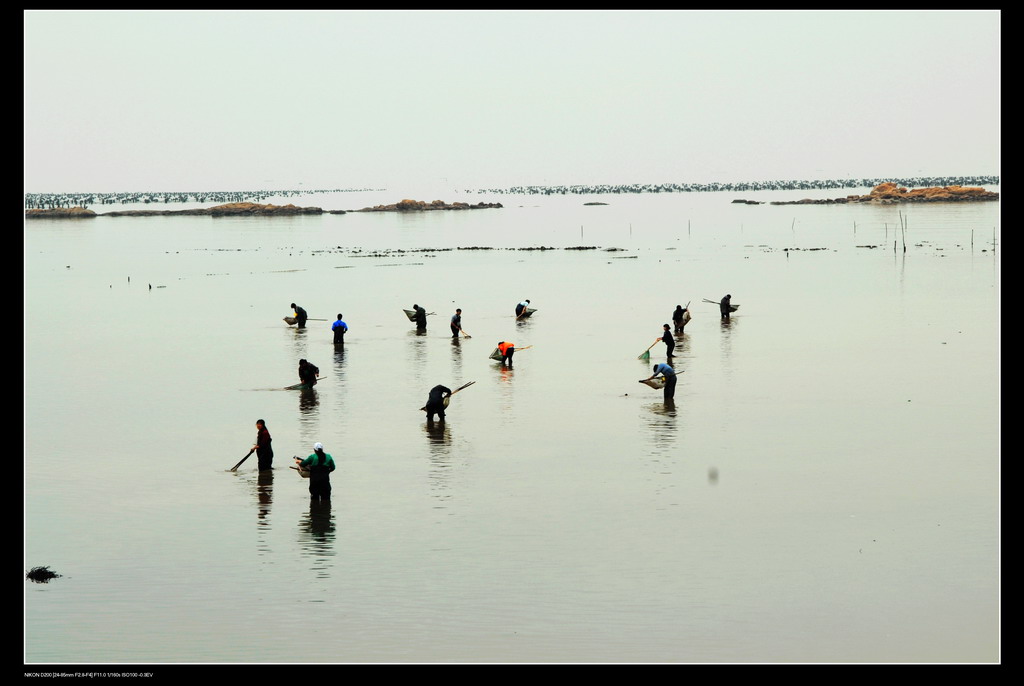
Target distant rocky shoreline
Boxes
[354,199,503,212]
[25,183,997,219]
[732,182,999,206]
[25,199,503,219]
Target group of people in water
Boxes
[258,294,735,496]
[642,294,735,401]
[259,298,540,498]
[249,420,335,500]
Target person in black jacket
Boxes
[720,294,732,320]
[291,302,308,328]
[661,323,675,358]
[424,384,452,423]
[413,304,427,331]
[672,305,688,334]
[298,358,320,388]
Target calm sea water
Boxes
[24,187,1000,664]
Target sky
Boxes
[23,9,1001,194]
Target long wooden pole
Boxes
[230,448,255,471]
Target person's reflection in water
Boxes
[298,387,319,416]
[719,316,736,378]
[298,499,336,573]
[332,344,347,384]
[425,417,450,448]
[306,499,335,539]
[423,421,453,504]
[646,400,679,459]
[256,469,274,524]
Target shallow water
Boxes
[24,188,1000,663]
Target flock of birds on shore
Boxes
[24,175,999,210]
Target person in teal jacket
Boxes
[296,442,336,500]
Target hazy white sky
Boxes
[24,9,1000,193]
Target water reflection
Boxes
[255,469,274,519]
[424,420,454,504]
[254,470,275,556]
[331,343,347,372]
[298,387,319,417]
[287,325,309,361]
[449,335,463,366]
[719,316,737,376]
[296,499,336,577]
[424,418,451,452]
[331,345,348,414]
[642,400,679,466]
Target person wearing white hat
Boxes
[295,442,336,500]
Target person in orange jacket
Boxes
[497,341,515,366]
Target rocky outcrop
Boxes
[356,199,503,212]
[25,207,97,219]
[100,202,323,217]
[766,183,999,205]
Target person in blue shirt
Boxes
[645,362,677,401]
[450,308,463,338]
[332,313,348,345]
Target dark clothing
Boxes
[294,305,308,328]
[663,373,677,400]
[332,319,348,344]
[450,313,461,338]
[662,329,675,357]
[498,342,515,365]
[300,450,336,500]
[414,306,427,330]
[256,426,273,471]
[652,363,677,401]
[425,385,452,422]
[298,360,319,387]
[720,296,732,319]
[673,307,687,333]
